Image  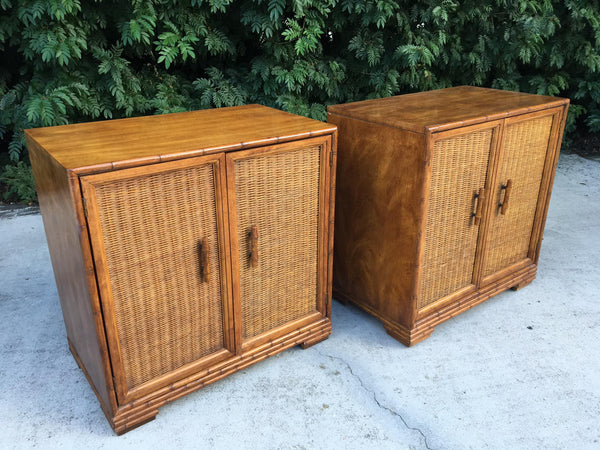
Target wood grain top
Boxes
[25,104,336,173]
[327,86,569,134]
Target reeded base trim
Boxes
[384,323,432,347]
[334,264,537,347]
[511,278,534,291]
[301,329,331,349]
[72,318,331,434]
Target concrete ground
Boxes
[0,153,598,450]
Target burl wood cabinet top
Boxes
[327,86,569,134]
[25,104,336,174]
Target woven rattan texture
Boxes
[93,163,225,390]
[419,129,493,309]
[234,146,321,340]
[483,115,553,277]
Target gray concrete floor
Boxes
[1,153,599,449]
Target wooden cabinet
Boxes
[328,86,568,346]
[26,105,337,434]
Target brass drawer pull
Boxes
[499,179,513,215]
[472,188,486,225]
[199,238,210,282]
[249,225,259,267]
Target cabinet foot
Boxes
[511,278,534,291]
[384,323,433,347]
[300,331,331,349]
[114,411,158,435]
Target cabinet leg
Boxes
[113,410,159,435]
[300,331,331,349]
[511,279,534,291]
[384,323,433,347]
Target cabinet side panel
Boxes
[26,136,115,414]
[328,114,425,327]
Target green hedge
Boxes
[1,0,599,201]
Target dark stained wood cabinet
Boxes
[328,86,568,346]
[26,105,337,434]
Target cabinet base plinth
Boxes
[335,265,538,347]
[511,279,533,291]
[81,318,331,434]
[301,329,332,349]
[384,323,432,347]
[114,411,158,435]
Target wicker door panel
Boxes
[482,114,554,278]
[418,128,494,309]
[81,156,231,398]
[231,144,322,341]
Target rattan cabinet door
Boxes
[482,110,560,281]
[418,124,500,311]
[80,154,234,403]
[227,137,331,350]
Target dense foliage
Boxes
[1,0,599,201]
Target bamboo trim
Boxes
[81,153,234,404]
[482,112,556,278]
[225,154,244,354]
[69,128,338,176]
[227,137,329,344]
[528,108,567,262]
[316,140,329,318]
[472,121,505,287]
[481,259,533,287]
[410,130,434,325]
[214,157,236,355]
[327,92,568,135]
[240,312,324,352]
[335,263,537,347]
[531,104,569,263]
[114,320,331,415]
[417,284,478,319]
[418,122,500,309]
[426,100,568,133]
[111,318,332,433]
[123,349,234,403]
[326,130,338,318]
[79,179,129,404]
[71,174,120,415]
[326,111,431,136]
[414,265,537,333]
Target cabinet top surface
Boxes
[26,104,336,172]
[327,86,569,134]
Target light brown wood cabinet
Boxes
[328,86,569,346]
[26,105,337,434]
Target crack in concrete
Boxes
[317,350,433,450]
